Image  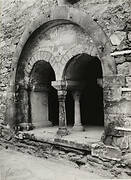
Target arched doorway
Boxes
[28,60,58,128]
[63,53,104,128]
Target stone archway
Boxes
[63,53,104,130]
[29,60,56,128]
[15,51,57,130]
[6,6,116,129]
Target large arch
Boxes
[10,6,116,90]
[63,53,104,127]
[6,5,116,129]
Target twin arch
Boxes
[6,5,116,129]
[10,6,116,89]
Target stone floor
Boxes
[0,148,110,180]
[22,126,104,151]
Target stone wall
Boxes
[0,0,131,131]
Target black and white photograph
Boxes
[0,0,131,179]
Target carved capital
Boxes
[72,91,81,101]
[52,80,67,91]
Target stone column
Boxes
[52,80,69,136]
[17,84,32,131]
[72,90,84,131]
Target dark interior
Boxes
[29,60,59,125]
[63,53,104,126]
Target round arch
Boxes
[10,6,116,91]
[6,5,116,128]
[24,51,56,85]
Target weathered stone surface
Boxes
[117,62,131,76]
[69,155,83,162]
[128,32,131,42]
[126,77,131,88]
[115,56,126,64]
[126,55,131,62]
[112,136,129,151]
[86,154,103,164]
[91,143,122,161]
[122,153,131,168]
[0,1,131,164]
[104,118,124,137]
[103,76,125,88]
[103,86,122,101]
[110,31,126,46]
[105,100,131,115]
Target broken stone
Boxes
[110,168,121,177]
[103,161,113,168]
[125,170,131,176]
[110,31,126,46]
[69,155,83,162]
[91,143,122,161]
[86,154,103,164]
[67,152,76,157]
[59,151,66,155]
[77,156,87,164]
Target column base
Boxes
[72,124,84,131]
[32,121,52,129]
[57,127,69,136]
[19,123,33,131]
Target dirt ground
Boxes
[0,146,111,180]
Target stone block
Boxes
[124,117,131,128]
[104,100,131,115]
[122,91,131,100]
[126,55,131,62]
[122,153,131,168]
[91,143,122,161]
[112,136,129,151]
[126,76,131,87]
[51,6,68,20]
[110,31,126,46]
[128,32,131,42]
[103,86,122,101]
[104,113,125,133]
[103,76,125,87]
[115,56,125,64]
[117,62,131,76]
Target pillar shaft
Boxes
[58,90,67,128]
[52,80,69,136]
[73,91,84,131]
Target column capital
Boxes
[72,90,81,101]
[52,80,67,91]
